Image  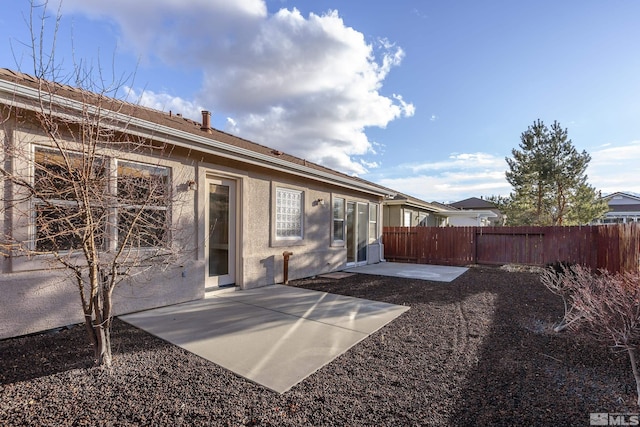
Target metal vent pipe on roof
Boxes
[201,110,212,133]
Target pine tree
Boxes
[504,120,607,225]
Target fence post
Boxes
[474,226,479,264]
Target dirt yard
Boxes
[1,266,636,426]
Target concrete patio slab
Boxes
[344,262,468,282]
[318,272,355,279]
[119,285,408,393]
[218,286,405,334]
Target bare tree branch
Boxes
[1,0,187,366]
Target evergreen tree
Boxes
[503,120,608,225]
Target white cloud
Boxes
[379,173,510,205]
[57,0,413,175]
[360,159,379,169]
[410,152,505,173]
[375,142,640,203]
[122,87,203,120]
[373,152,511,203]
[588,140,640,195]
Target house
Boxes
[594,192,640,224]
[381,194,501,227]
[382,193,448,227]
[447,197,503,226]
[0,69,394,339]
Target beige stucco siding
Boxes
[1,122,204,339]
[383,204,403,227]
[1,117,385,339]
[222,165,381,289]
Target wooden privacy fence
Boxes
[382,224,640,274]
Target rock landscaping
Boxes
[1,266,636,426]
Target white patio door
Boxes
[346,202,368,266]
[206,177,236,287]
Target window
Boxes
[32,147,170,252]
[369,204,378,244]
[275,187,303,240]
[117,161,170,248]
[332,197,345,243]
[403,210,412,227]
[33,147,107,252]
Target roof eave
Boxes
[0,78,390,198]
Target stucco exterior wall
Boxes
[383,205,402,227]
[1,122,204,339]
[383,203,443,227]
[0,262,203,339]
[1,116,385,339]
[229,166,380,289]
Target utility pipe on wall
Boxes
[282,251,293,284]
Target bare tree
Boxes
[540,262,583,332]
[543,264,640,406]
[1,1,184,366]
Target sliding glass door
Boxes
[346,202,368,266]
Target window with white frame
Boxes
[369,204,378,244]
[116,161,170,248]
[275,187,303,240]
[32,146,170,252]
[332,197,345,243]
[403,210,412,227]
[33,147,108,252]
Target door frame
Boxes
[346,201,369,267]
[205,175,238,288]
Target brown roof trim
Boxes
[0,68,395,197]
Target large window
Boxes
[275,187,303,240]
[33,147,170,252]
[332,197,345,243]
[117,161,170,248]
[33,148,107,252]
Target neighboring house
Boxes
[447,197,503,226]
[0,69,393,339]
[382,194,500,227]
[382,193,448,227]
[593,192,640,224]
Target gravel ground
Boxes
[1,266,637,426]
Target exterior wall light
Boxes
[187,180,197,191]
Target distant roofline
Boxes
[603,191,640,202]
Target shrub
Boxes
[542,264,640,406]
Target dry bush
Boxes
[542,264,640,405]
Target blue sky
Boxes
[2,0,639,202]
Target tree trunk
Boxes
[83,314,98,350]
[94,322,112,367]
[536,183,543,224]
[627,347,640,407]
[93,270,111,367]
[88,268,114,367]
